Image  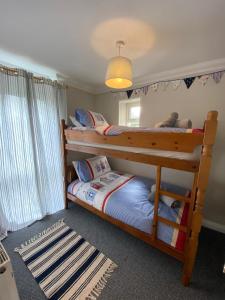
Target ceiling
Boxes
[0,0,225,94]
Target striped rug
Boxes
[15,220,118,300]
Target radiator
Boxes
[0,243,20,300]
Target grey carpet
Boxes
[2,202,225,300]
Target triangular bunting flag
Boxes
[199,74,209,86]
[142,86,149,95]
[212,71,224,83]
[151,83,158,92]
[126,89,133,99]
[171,80,181,90]
[113,92,124,101]
[184,77,195,89]
[133,88,141,96]
[162,81,169,91]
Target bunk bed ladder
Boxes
[152,165,192,241]
[152,166,161,240]
[151,167,198,254]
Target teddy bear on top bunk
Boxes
[154,112,192,129]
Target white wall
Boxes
[67,86,95,162]
[94,77,225,227]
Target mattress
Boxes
[68,171,189,251]
[68,140,201,160]
[70,125,199,135]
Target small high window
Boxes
[119,98,141,127]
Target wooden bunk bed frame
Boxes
[60,110,218,286]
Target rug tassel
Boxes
[86,262,118,300]
[14,219,65,252]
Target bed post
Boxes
[182,111,218,286]
[60,119,69,209]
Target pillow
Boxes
[149,184,180,208]
[75,108,108,128]
[69,115,83,127]
[73,156,111,182]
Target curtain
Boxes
[0,67,67,240]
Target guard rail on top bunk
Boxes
[60,110,218,286]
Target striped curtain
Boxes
[0,67,67,240]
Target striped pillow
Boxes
[73,156,111,182]
[75,108,108,128]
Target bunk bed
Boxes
[60,110,218,286]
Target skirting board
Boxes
[203,219,225,234]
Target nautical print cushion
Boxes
[73,156,111,182]
[149,183,181,208]
[75,108,108,128]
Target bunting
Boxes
[171,80,181,90]
[184,77,195,89]
[126,89,133,99]
[199,74,210,86]
[162,81,169,91]
[212,71,224,83]
[151,83,158,92]
[142,86,149,95]
[116,69,225,99]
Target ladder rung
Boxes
[157,216,187,232]
[159,189,191,203]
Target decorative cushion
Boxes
[149,183,180,208]
[75,108,108,128]
[69,115,83,127]
[73,156,111,182]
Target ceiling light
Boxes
[105,41,132,89]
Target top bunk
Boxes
[61,110,218,173]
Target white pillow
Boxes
[69,115,83,127]
[88,111,109,127]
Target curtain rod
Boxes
[0,64,68,88]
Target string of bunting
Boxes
[113,70,224,99]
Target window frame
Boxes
[119,98,141,127]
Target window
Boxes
[119,98,141,127]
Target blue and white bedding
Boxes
[72,108,203,136]
[70,124,196,135]
[95,125,195,135]
[68,171,189,251]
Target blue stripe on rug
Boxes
[25,228,73,265]
[21,224,67,257]
[30,233,79,273]
[49,249,100,300]
[42,244,92,292]
[36,237,85,283]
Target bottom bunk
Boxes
[67,170,190,261]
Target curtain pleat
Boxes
[0,70,67,239]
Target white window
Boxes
[119,98,141,127]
